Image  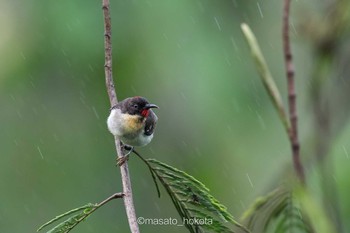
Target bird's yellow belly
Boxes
[122,114,144,135]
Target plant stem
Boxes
[132,149,161,198]
[241,23,291,135]
[282,0,306,184]
[66,193,124,233]
[102,0,140,232]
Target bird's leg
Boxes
[117,144,134,166]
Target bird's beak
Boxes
[144,103,159,109]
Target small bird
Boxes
[107,96,158,165]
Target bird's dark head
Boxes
[124,96,158,117]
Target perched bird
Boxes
[107,96,158,165]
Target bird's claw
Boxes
[116,145,133,166]
[117,155,129,166]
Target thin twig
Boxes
[282,0,306,184]
[98,192,125,207]
[102,0,140,232]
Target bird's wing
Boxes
[110,98,129,112]
[144,110,158,136]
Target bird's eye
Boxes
[133,104,138,109]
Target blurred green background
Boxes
[1,0,350,232]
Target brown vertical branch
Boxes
[283,0,306,184]
[102,1,140,232]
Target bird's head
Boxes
[124,96,158,118]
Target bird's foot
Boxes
[116,145,134,166]
[117,155,129,166]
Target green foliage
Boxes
[37,155,251,233]
[37,203,97,233]
[296,187,337,233]
[147,159,249,233]
[37,156,336,233]
[241,187,312,233]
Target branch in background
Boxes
[102,0,140,232]
[241,23,291,136]
[282,0,306,184]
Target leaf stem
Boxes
[132,149,161,198]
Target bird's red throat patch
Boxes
[141,109,149,117]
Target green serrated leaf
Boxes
[148,158,249,233]
[37,203,96,232]
[241,186,316,233]
[186,208,234,233]
[46,212,86,233]
[149,159,210,191]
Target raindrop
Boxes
[80,96,86,106]
[190,16,196,25]
[195,147,202,156]
[214,17,222,31]
[333,175,338,183]
[246,173,254,188]
[17,110,23,119]
[196,0,205,12]
[231,187,237,194]
[255,111,266,130]
[30,81,36,88]
[92,106,100,119]
[32,107,38,115]
[257,2,264,18]
[291,21,298,36]
[37,146,44,159]
[131,85,137,94]
[154,202,161,213]
[149,147,156,155]
[162,33,168,40]
[180,92,187,100]
[10,94,16,102]
[53,133,59,141]
[80,91,86,98]
[225,55,232,66]
[342,146,349,159]
[89,64,94,72]
[24,204,31,214]
[66,23,72,31]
